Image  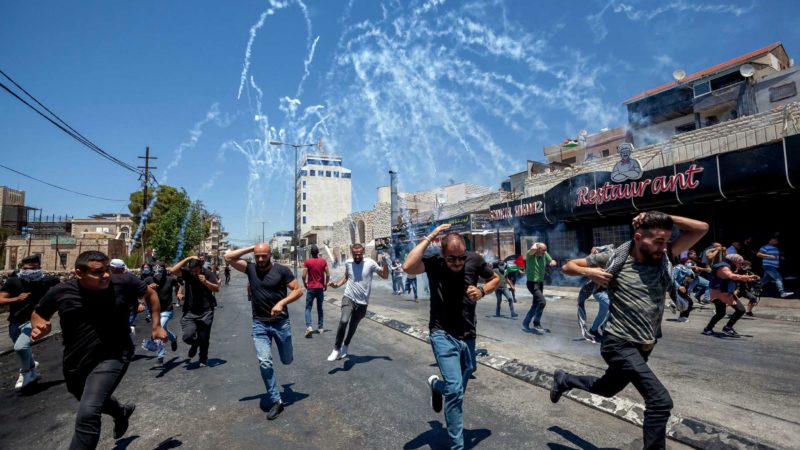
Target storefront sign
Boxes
[576,164,704,206]
[490,199,543,220]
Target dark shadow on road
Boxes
[403,420,491,449]
[150,357,188,378]
[328,355,393,374]
[546,425,621,450]
[485,314,518,321]
[185,358,227,370]
[19,379,65,396]
[153,436,183,449]
[239,383,309,411]
[131,354,156,362]
[111,435,139,449]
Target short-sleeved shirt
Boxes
[759,245,780,269]
[144,273,178,312]
[343,258,382,305]
[181,268,218,314]
[586,250,669,345]
[525,252,552,282]
[35,274,147,376]
[423,253,494,340]
[246,262,295,322]
[303,257,327,289]
[1,274,60,324]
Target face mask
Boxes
[142,268,152,275]
[18,269,44,282]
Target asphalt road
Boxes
[0,271,689,450]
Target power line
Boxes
[0,70,141,174]
[0,163,128,202]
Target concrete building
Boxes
[4,236,126,271]
[297,153,352,239]
[0,187,26,231]
[269,230,293,259]
[200,214,228,263]
[70,213,134,249]
[544,127,628,165]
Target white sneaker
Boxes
[15,373,24,389]
[339,345,348,359]
[677,316,689,323]
[327,349,340,361]
[668,302,677,315]
[305,326,313,338]
[781,292,794,298]
[20,370,39,388]
[318,328,324,335]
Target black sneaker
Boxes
[157,357,164,365]
[428,375,443,413]
[533,322,543,330]
[550,369,567,403]
[188,345,198,358]
[267,401,284,420]
[589,329,604,343]
[145,316,151,323]
[113,403,135,439]
[721,327,740,337]
[171,340,178,352]
[745,311,754,317]
[198,360,208,368]
[702,328,714,336]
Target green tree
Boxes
[149,193,192,264]
[128,185,186,251]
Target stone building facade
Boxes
[4,236,126,271]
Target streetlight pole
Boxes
[269,140,318,277]
[258,221,266,243]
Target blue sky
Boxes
[1,0,798,244]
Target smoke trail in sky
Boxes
[236,1,291,100]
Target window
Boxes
[59,252,68,268]
[675,123,696,134]
[601,149,610,157]
[300,170,307,176]
[562,156,576,164]
[342,173,351,178]
[310,170,316,176]
[770,82,797,102]
[326,171,331,177]
[693,81,711,97]
[334,172,340,178]
[302,181,307,188]
[302,216,307,224]
[302,193,306,200]
[592,225,630,247]
[302,204,306,212]
[548,229,577,262]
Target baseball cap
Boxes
[109,259,127,270]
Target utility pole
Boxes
[258,221,266,243]
[138,146,157,262]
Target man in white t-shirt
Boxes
[326,243,389,361]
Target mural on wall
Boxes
[610,143,643,182]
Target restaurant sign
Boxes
[576,164,704,206]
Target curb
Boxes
[0,330,62,357]
[328,298,784,450]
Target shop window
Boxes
[548,229,578,261]
[592,225,630,248]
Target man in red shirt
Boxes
[302,245,329,337]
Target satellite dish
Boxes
[672,69,686,82]
[739,63,755,78]
[579,129,588,136]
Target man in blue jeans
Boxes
[403,223,499,450]
[302,244,329,337]
[757,237,794,298]
[225,243,303,420]
[143,267,182,364]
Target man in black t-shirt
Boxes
[31,251,166,450]
[0,254,60,389]
[403,224,499,450]
[169,255,220,367]
[225,243,303,420]
[144,267,181,364]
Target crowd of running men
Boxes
[3,210,794,449]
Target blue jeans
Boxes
[429,330,476,450]
[305,288,324,328]
[761,267,786,295]
[9,321,34,373]
[495,287,515,315]
[689,276,710,301]
[252,319,294,404]
[392,275,404,293]
[577,291,610,332]
[523,281,546,327]
[156,310,177,358]
[405,278,418,299]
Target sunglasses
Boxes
[445,254,468,263]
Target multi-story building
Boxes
[70,213,134,249]
[269,231,293,259]
[544,127,628,165]
[297,153,352,239]
[200,214,228,264]
[0,186,26,231]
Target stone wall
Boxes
[330,202,391,261]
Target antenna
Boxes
[739,63,755,78]
[672,69,686,82]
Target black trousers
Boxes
[334,296,367,350]
[66,358,129,450]
[563,335,672,450]
[678,296,694,318]
[706,299,745,330]
[181,309,215,361]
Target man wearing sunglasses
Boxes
[403,223,499,450]
[31,251,167,449]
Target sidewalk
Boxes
[338,275,799,450]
